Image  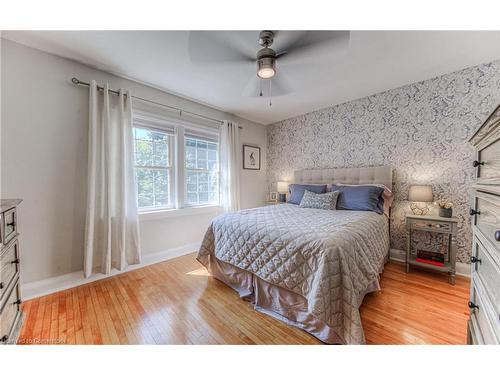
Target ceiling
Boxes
[3,30,500,125]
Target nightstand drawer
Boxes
[469,279,500,344]
[472,191,500,255]
[410,220,452,233]
[472,234,500,322]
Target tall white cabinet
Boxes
[467,105,500,345]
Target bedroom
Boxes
[1,0,499,373]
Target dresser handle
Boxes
[470,256,482,264]
[469,209,480,216]
[13,299,22,305]
[472,160,484,167]
[0,335,8,343]
[495,230,500,241]
[468,301,479,310]
[11,259,20,265]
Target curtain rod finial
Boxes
[71,77,80,84]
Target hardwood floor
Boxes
[18,254,470,344]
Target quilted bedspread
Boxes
[197,203,389,344]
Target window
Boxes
[132,115,220,212]
[185,137,219,206]
[133,127,174,210]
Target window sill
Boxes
[139,205,222,222]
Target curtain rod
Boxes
[71,77,243,129]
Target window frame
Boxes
[183,136,220,208]
[132,115,221,214]
[133,125,176,212]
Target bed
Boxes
[197,166,392,344]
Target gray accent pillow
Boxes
[299,190,340,210]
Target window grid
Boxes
[185,137,219,206]
[133,127,174,210]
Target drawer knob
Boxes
[470,256,482,264]
[14,299,22,305]
[468,301,479,310]
[472,160,484,167]
[469,209,480,216]
[11,259,20,265]
[0,335,8,343]
[495,230,500,241]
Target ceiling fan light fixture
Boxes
[257,57,276,79]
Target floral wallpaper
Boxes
[267,60,500,263]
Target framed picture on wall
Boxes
[269,192,278,202]
[243,145,261,170]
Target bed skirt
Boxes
[205,254,386,344]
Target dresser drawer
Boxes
[469,279,500,344]
[472,191,500,254]
[475,136,500,186]
[0,280,22,344]
[0,238,20,304]
[472,234,500,322]
[1,208,18,245]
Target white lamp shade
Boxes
[277,181,288,193]
[408,185,433,202]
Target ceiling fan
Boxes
[188,30,350,101]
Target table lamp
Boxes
[277,181,288,203]
[408,185,433,215]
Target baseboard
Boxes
[455,262,471,277]
[389,248,470,277]
[21,242,200,300]
[389,248,406,262]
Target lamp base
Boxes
[278,193,287,203]
[410,202,430,215]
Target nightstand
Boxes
[405,214,459,284]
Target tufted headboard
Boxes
[293,165,393,189]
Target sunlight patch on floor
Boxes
[186,267,210,276]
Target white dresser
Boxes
[0,199,23,344]
[467,105,500,345]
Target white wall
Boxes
[1,39,267,284]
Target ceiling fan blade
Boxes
[242,72,292,98]
[188,31,256,66]
[271,72,293,96]
[276,31,350,64]
[242,75,262,97]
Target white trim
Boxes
[139,204,221,221]
[389,248,470,277]
[389,248,406,262]
[21,242,200,301]
[456,262,471,277]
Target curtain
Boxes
[84,81,141,278]
[219,120,241,212]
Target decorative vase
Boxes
[439,207,452,218]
